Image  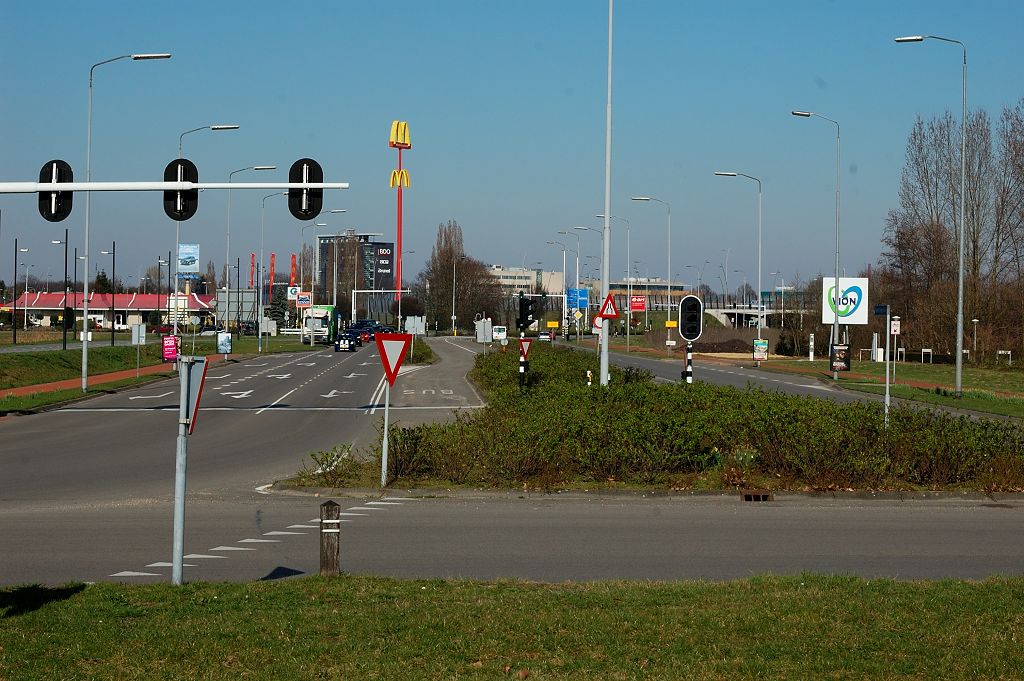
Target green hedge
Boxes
[381,344,1024,490]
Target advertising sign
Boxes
[216,331,233,355]
[296,292,312,308]
[753,338,769,362]
[629,295,646,312]
[374,245,394,289]
[162,334,179,362]
[822,277,869,325]
[287,285,300,301]
[830,343,851,372]
[891,319,901,336]
[177,243,200,279]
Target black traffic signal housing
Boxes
[38,159,74,222]
[288,158,323,220]
[679,294,703,342]
[517,293,536,331]
[163,158,199,221]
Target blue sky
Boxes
[2,1,1022,295]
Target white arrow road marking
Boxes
[287,524,320,529]
[110,571,162,577]
[128,391,173,400]
[359,361,375,366]
[237,538,280,543]
[366,501,405,505]
[346,506,384,511]
[297,362,316,366]
[247,363,269,367]
[222,390,254,399]
[342,372,367,379]
[205,374,230,380]
[146,562,196,568]
[320,390,354,398]
[267,374,292,379]
[264,531,306,536]
[184,554,227,559]
[210,546,255,552]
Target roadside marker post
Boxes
[375,333,412,487]
[172,355,208,586]
[518,337,533,389]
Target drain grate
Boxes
[740,488,774,502]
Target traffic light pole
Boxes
[684,342,693,384]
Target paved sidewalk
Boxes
[0,354,236,399]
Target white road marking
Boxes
[205,375,231,380]
[256,388,296,414]
[184,554,228,559]
[255,483,273,495]
[237,538,280,543]
[287,524,320,529]
[222,390,254,399]
[146,562,195,567]
[110,571,162,577]
[336,512,368,517]
[263,531,306,536]
[342,372,367,379]
[128,391,173,400]
[209,546,256,551]
[297,362,317,366]
[320,390,353,398]
[366,501,404,505]
[266,373,292,379]
[346,506,384,511]
[444,337,480,354]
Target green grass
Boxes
[0,375,175,414]
[770,357,1024,394]
[1,575,1022,679]
[842,381,1024,419]
[406,337,436,364]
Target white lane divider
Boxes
[128,391,173,400]
[256,388,296,415]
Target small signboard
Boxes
[131,324,146,346]
[753,338,769,361]
[665,320,678,328]
[546,320,559,328]
[162,334,179,362]
[519,338,533,360]
[597,293,619,319]
[573,310,583,321]
[567,287,589,310]
[629,295,645,312]
[830,343,851,372]
[376,333,412,386]
[182,356,209,435]
[891,319,901,336]
[216,331,233,355]
[287,285,300,301]
[296,292,312,308]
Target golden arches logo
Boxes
[389,169,410,188]
[389,120,411,149]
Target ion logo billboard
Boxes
[821,277,869,325]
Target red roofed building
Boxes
[3,292,215,329]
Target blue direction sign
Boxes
[566,287,589,310]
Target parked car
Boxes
[151,324,174,335]
[238,321,257,336]
[537,331,553,342]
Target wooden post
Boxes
[319,500,341,576]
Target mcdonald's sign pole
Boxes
[389,121,411,304]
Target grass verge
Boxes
[843,382,1024,419]
[2,575,1023,679]
[0,374,174,414]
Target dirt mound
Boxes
[692,337,751,353]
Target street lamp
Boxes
[631,196,672,323]
[83,51,171,391]
[174,124,240,335]
[792,109,841,379]
[52,233,69,349]
[971,318,979,358]
[896,34,968,396]
[258,192,287,352]
[715,171,763,353]
[547,240,571,334]
[451,255,467,335]
[227,165,275,330]
[20,263,35,330]
[100,242,116,346]
[12,243,29,343]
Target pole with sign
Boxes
[873,304,891,427]
[172,355,208,585]
[519,337,533,389]
[376,333,412,487]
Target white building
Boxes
[488,265,563,295]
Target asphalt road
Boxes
[2,336,1021,585]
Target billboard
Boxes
[374,245,394,289]
[177,243,200,279]
[821,277,869,325]
[566,288,589,310]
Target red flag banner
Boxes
[290,254,297,286]
[249,253,255,288]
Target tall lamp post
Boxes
[971,318,979,358]
[596,213,631,350]
[174,124,239,335]
[20,263,35,330]
[83,52,171,391]
[13,242,28,344]
[770,271,786,328]
[546,240,571,333]
[451,255,466,336]
[52,233,69,349]
[631,196,672,323]
[258,192,287,352]
[574,226,604,352]
[100,242,116,346]
[558,229,584,334]
[896,34,967,396]
[792,109,841,379]
[715,171,763,363]
[227,165,275,331]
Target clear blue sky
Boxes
[2,1,1022,295]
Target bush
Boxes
[378,343,1024,491]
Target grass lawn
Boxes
[768,357,1024,394]
[1,575,1022,679]
[0,375,174,414]
[840,381,1024,419]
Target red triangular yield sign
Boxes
[597,293,619,319]
[519,338,533,360]
[375,333,412,386]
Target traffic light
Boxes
[38,159,74,222]
[517,293,536,331]
[679,294,703,342]
[163,158,199,221]
[288,158,323,220]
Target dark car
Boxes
[151,324,173,335]
[238,321,257,336]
